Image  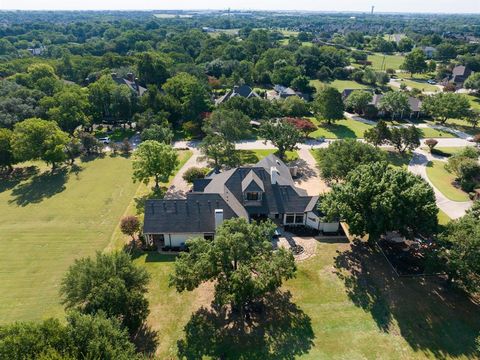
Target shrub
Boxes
[120,138,131,154]
[182,167,209,183]
[182,121,201,138]
[120,215,141,240]
[284,117,317,136]
[443,83,457,92]
[425,138,438,152]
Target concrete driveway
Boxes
[164,149,208,199]
[292,148,330,196]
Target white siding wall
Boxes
[166,233,204,247]
[305,212,320,230]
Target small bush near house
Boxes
[182,167,209,183]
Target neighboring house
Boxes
[441,65,473,89]
[421,46,437,59]
[216,85,261,105]
[143,154,339,248]
[27,46,46,56]
[111,73,147,97]
[267,85,307,101]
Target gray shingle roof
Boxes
[143,154,316,234]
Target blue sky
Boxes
[0,0,479,13]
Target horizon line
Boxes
[1,8,479,15]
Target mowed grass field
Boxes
[368,53,405,70]
[0,155,141,324]
[137,240,480,359]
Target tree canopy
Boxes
[320,162,438,243]
[312,86,344,125]
[60,251,150,335]
[132,140,178,189]
[169,218,296,311]
[259,119,302,160]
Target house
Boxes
[143,154,339,248]
[216,85,260,105]
[27,46,46,56]
[421,46,437,59]
[267,85,308,101]
[111,73,147,97]
[441,65,473,89]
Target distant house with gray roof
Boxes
[216,85,260,105]
[441,65,473,89]
[143,154,339,249]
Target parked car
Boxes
[466,136,475,142]
[316,136,326,143]
[427,79,437,84]
[99,136,110,144]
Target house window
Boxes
[295,214,304,224]
[246,192,259,201]
[285,214,295,224]
[204,233,214,240]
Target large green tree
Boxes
[61,251,150,335]
[421,93,471,124]
[11,118,69,170]
[464,73,480,93]
[259,119,302,160]
[315,139,385,182]
[312,86,344,125]
[344,90,373,115]
[320,162,438,243]
[137,52,170,87]
[379,91,411,120]
[43,85,91,134]
[163,72,210,123]
[132,140,178,189]
[199,133,238,168]
[438,210,480,294]
[364,120,391,147]
[0,128,15,172]
[202,109,251,142]
[170,218,296,312]
[0,312,139,360]
[400,48,428,76]
[388,126,421,154]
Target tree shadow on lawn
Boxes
[316,124,357,139]
[9,167,69,206]
[132,323,159,357]
[0,166,39,194]
[334,240,480,359]
[177,291,315,360]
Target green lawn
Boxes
[309,117,373,139]
[466,94,480,111]
[236,149,298,165]
[399,79,440,92]
[94,128,136,142]
[426,160,470,202]
[368,53,405,70]
[438,209,451,226]
[425,147,467,157]
[385,149,413,169]
[310,79,371,92]
[141,240,480,359]
[419,127,456,138]
[0,156,140,323]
